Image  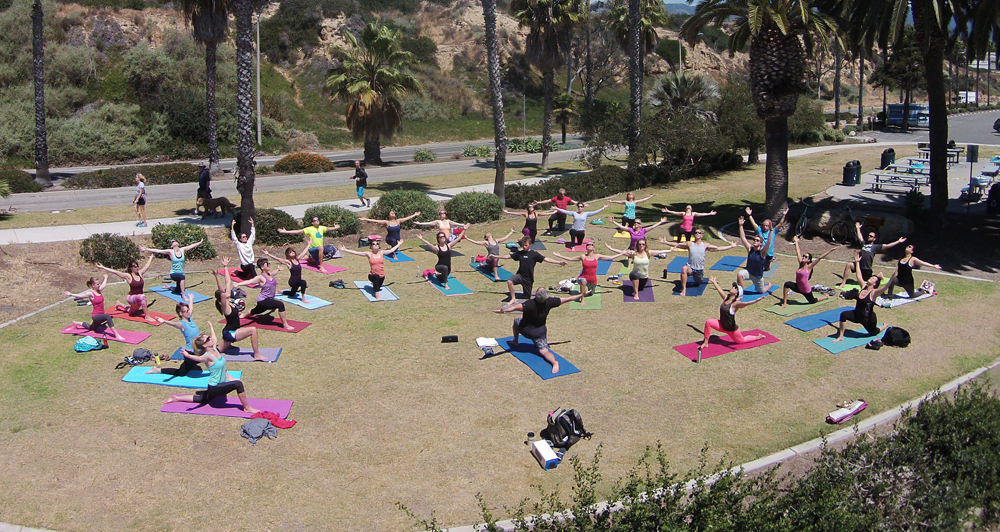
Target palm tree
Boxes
[31,0,49,187]
[553,93,577,144]
[482,0,509,205]
[511,0,580,170]
[647,70,719,113]
[179,0,229,174]
[233,0,256,227]
[326,23,420,166]
[683,0,838,221]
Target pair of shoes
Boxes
[137,222,147,227]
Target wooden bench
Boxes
[869,172,930,192]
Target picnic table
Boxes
[869,171,930,192]
[886,162,930,175]
[915,147,963,165]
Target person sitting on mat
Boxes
[231,217,257,280]
[532,188,576,233]
[661,205,717,242]
[263,247,311,304]
[464,228,517,282]
[833,253,891,343]
[338,239,402,301]
[657,230,737,295]
[699,276,767,358]
[503,204,553,245]
[780,236,837,308]
[213,257,264,361]
[417,231,464,291]
[494,287,585,374]
[735,216,773,295]
[610,216,669,250]
[97,256,156,324]
[838,222,907,290]
[140,238,203,299]
[552,242,626,305]
[163,321,259,414]
[64,275,126,342]
[235,258,296,331]
[278,217,340,271]
[149,292,203,376]
[885,244,941,299]
[503,236,567,306]
[604,239,672,301]
[555,202,609,247]
[414,210,468,241]
[743,207,784,271]
[608,192,654,228]
[359,210,422,253]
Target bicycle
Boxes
[829,206,884,244]
[788,198,813,238]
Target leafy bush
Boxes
[47,102,170,164]
[509,137,543,153]
[413,148,437,162]
[401,35,438,66]
[788,96,826,142]
[301,205,361,237]
[443,192,502,224]
[505,166,640,209]
[79,233,140,270]
[232,208,302,247]
[273,153,337,174]
[799,129,825,144]
[0,168,43,193]
[256,164,273,175]
[842,125,858,135]
[401,95,451,121]
[65,163,200,189]
[829,129,846,142]
[150,223,217,261]
[462,144,492,158]
[368,190,438,229]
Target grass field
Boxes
[0,144,997,532]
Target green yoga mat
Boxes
[764,296,833,316]
[569,286,601,310]
[618,264,633,276]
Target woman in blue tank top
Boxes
[141,239,203,299]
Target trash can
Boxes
[988,183,1000,216]
[842,160,861,186]
[880,148,895,170]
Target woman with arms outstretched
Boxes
[235,258,296,331]
[416,231,463,291]
[699,276,767,359]
[359,210,421,253]
[608,192,654,228]
[886,244,942,298]
[338,239,402,301]
[140,239,203,299]
[212,257,265,361]
[503,204,553,244]
[64,275,126,342]
[163,321,259,414]
[832,253,891,343]
[552,242,626,305]
[464,228,516,282]
[662,205,717,242]
[97,255,156,323]
[263,246,310,303]
[779,236,837,308]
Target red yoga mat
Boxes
[215,269,260,287]
[160,397,293,418]
[219,316,311,333]
[107,307,175,325]
[300,263,347,274]
[61,324,151,344]
[673,330,779,362]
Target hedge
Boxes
[301,205,361,237]
[64,163,200,189]
[150,223,217,261]
[504,166,640,209]
[368,190,439,229]
[273,153,336,174]
[0,168,44,194]
[79,233,140,270]
[232,208,302,247]
[443,192,503,224]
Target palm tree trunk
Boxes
[901,89,910,133]
[364,133,382,166]
[482,0,508,205]
[911,1,950,218]
[234,0,256,228]
[31,0,50,187]
[541,68,554,170]
[834,42,842,129]
[626,0,642,168]
[585,7,593,114]
[857,50,864,128]
[763,117,789,220]
[205,40,220,174]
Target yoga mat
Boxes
[220,316,311,333]
[107,307,175,325]
[353,281,400,302]
[496,336,580,380]
[471,261,513,282]
[673,330,779,362]
[569,286,601,310]
[621,280,655,302]
[814,325,887,354]
[596,260,613,276]
[275,292,333,310]
[671,281,708,297]
[664,256,688,273]
[530,241,547,251]
[171,346,282,363]
[61,324,150,344]
[215,268,256,285]
[784,306,854,332]
[741,285,777,302]
[160,397,294,419]
[121,366,242,388]
[385,251,415,263]
[613,231,629,238]
[618,264,633,276]
[428,275,473,296]
[764,296,833,316]
[149,286,211,304]
[420,245,465,257]
[301,263,347,275]
[709,255,746,271]
[762,263,780,278]
[876,292,935,308]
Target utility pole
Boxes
[255,7,262,146]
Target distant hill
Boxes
[663,3,696,15]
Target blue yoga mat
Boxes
[353,280,399,302]
[814,325,887,354]
[149,286,211,304]
[664,256,688,273]
[121,366,241,388]
[596,260,613,276]
[496,336,580,380]
[275,292,333,310]
[742,285,777,302]
[171,346,282,362]
[428,275,473,296]
[672,280,708,297]
[385,251,415,263]
[785,306,854,331]
[471,262,513,282]
[710,255,746,271]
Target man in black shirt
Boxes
[352,160,370,207]
[196,162,211,200]
[838,222,906,290]
[494,288,585,374]
[503,236,566,305]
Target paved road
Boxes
[871,108,1000,146]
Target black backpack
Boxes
[883,327,911,347]
[115,348,156,369]
[543,408,593,451]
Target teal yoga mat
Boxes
[121,366,242,388]
[471,262,513,281]
[814,325,886,354]
[353,281,400,302]
[275,292,333,310]
[428,275,473,296]
[149,286,211,304]
[385,251,415,263]
[496,336,580,380]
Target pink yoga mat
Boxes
[219,316,311,333]
[673,330,779,362]
[61,324,151,344]
[160,397,293,418]
[107,307,174,325]
[215,269,259,287]
[301,263,347,274]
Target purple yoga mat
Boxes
[160,397,293,418]
[170,347,282,363]
[61,324,151,344]
[621,280,655,302]
[673,330,779,362]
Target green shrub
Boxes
[504,166,640,209]
[843,125,858,135]
[0,168,43,194]
[79,233,140,270]
[443,192,502,224]
[368,190,439,229]
[799,129,824,144]
[509,137,543,153]
[462,144,492,158]
[273,153,336,174]
[413,148,437,162]
[788,95,826,142]
[831,129,846,142]
[301,205,361,237]
[232,208,302,247]
[256,164,272,175]
[65,163,200,189]
[150,223,217,261]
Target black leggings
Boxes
[783,281,818,304]
[569,229,585,246]
[288,279,307,297]
[628,272,648,292]
[250,298,285,315]
[549,212,566,230]
[169,273,185,291]
[368,273,385,293]
[621,216,636,228]
[195,379,245,403]
[160,358,200,377]
[839,310,880,335]
[237,264,257,280]
[435,265,450,284]
[84,314,113,330]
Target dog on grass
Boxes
[196,196,237,218]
